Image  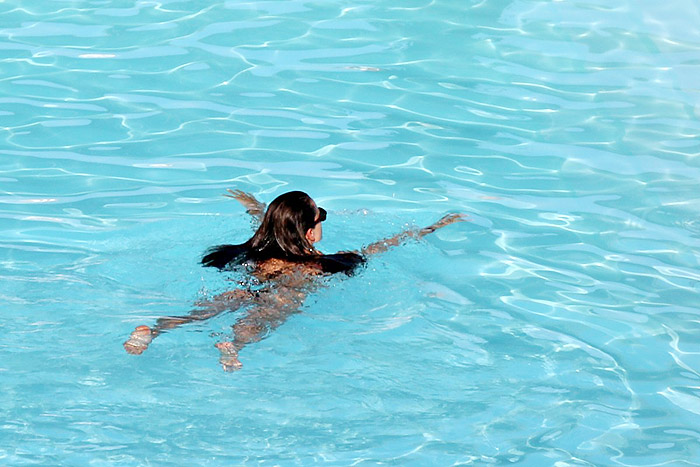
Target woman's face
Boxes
[306,200,324,244]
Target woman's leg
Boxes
[216,294,303,371]
[124,290,252,354]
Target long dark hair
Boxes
[202,191,319,269]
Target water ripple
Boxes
[2,0,700,464]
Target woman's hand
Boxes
[417,213,469,238]
[224,189,266,221]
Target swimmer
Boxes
[124,189,467,370]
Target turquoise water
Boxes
[2,0,700,464]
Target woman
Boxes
[124,189,465,370]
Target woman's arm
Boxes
[224,189,266,223]
[361,213,468,256]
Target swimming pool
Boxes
[2,0,700,464]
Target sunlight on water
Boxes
[1,0,700,464]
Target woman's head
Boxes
[249,191,325,258]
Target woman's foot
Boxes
[124,325,153,355]
[215,342,242,372]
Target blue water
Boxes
[2,0,700,464]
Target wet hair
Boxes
[202,191,364,275]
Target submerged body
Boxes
[124,189,465,371]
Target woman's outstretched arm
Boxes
[224,189,266,224]
[361,213,468,256]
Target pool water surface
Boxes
[1,0,700,464]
